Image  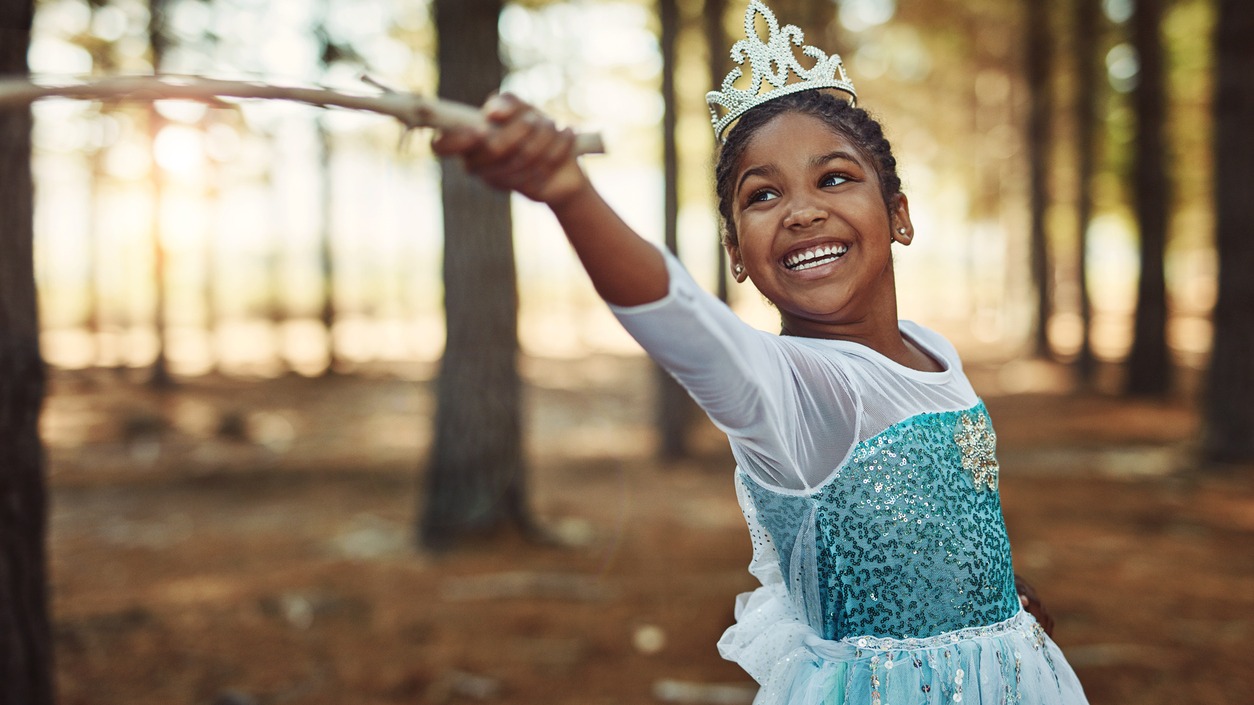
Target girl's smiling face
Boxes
[727,111,913,338]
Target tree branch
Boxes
[0,75,605,155]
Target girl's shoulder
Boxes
[898,320,966,373]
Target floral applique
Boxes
[955,410,999,491]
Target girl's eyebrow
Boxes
[735,163,779,196]
[813,150,860,168]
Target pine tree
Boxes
[421,0,531,547]
[1203,0,1254,462]
[0,1,54,700]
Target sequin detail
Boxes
[844,611,1039,652]
[955,409,999,491]
[741,402,1019,641]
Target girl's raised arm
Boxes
[431,93,669,307]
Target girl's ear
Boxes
[890,193,914,245]
[726,244,748,282]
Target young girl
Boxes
[432,2,1089,702]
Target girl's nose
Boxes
[783,205,827,229]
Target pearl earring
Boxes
[897,227,907,235]
[733,263,744,276]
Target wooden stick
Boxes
[0,75,605,155]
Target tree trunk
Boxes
[1025,0,1053,358]
[1073,0,1102,384]
[705,0,729,304]
[147,0,172,386]
[0,2,54,702]
[1203,0,1254,463]
[1125,0,1171,396]
[317,118,338,375]
[656,0,695,460]
[421,0,529,548]
[315,0,339,376]
[203,141,220,374]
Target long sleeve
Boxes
[609,249,860,490]
[610,251,786,431]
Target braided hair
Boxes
[714,90,902,247]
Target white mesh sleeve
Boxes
[610,250,860,490]
[610,251,790,433]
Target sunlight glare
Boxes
[153,124,205,177]
[582,7,656,68]
[28,37,93,75]
[32,102,90,152]
[572,82,661,126]
[853,39,889,80]
[975,70,1012,106]
[155,99,209,124]
[113,35,151,70]
[90,5,129,42]
[393,0,431,32]
[205,122,241,163]
[359,35,413,78]
[279,320,331,376]
[328,0,389,43]
[838,0,898,33]
[213,5,259,56]
[1103,0,1134,24]
[33,0,91,37]
[499,4,538,55]
[168,327,215,376]
[885,26,931,82]
[502,64,566,107]
[87,112,123,151]
[104,140,151,179]
[261,31,318,78]
[168,0,213,41]
[159,192,209,251]
[501,1,658,127]
[1106,43,1140,93]
[41,329,96,369]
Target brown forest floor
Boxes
[45,356,1254,705]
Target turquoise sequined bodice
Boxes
[741,403,1019,641]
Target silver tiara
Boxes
[706,0,857,142]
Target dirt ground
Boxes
[43,355,1254,705]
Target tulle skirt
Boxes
[719,585,1089,705]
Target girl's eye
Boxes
[821,173,849,188]
[747,189,778,204]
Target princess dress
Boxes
[612,251,1089,705]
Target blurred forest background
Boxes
[0,0,1251,704]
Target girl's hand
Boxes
[1015,574,1055,636]
[431,93,589,207]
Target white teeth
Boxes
[785,244,847,270]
